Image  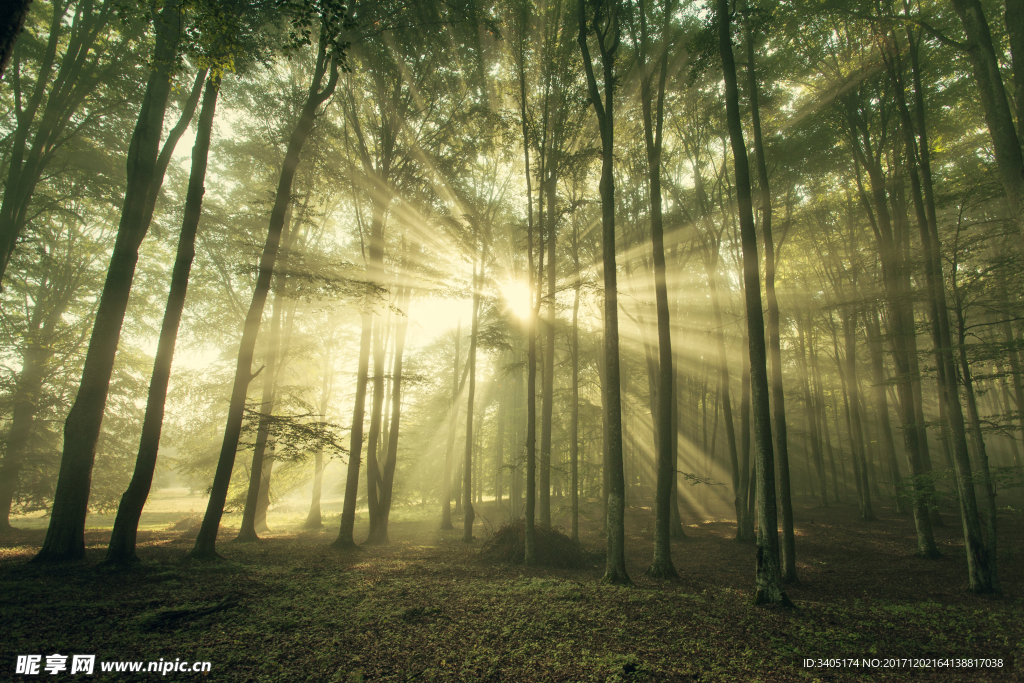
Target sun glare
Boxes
[499,280,532,320]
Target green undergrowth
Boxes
[2,530,1021,683]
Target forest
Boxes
[0,0,1023,679]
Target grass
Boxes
[1,497,1022,681]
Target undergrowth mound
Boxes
[479,519,599,568]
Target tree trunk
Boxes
[637,0,676,580]
[718,0,788,605]
[304,347,334,529]
[33,1,183,563]
[464,250,486,543]
[579,0,629,585]
[190,40,339,561]
[371,279,411,545]
[796,309,828,508]
[105,75,220,563]
[334,310,372,550]
[864,308,904,514]
[0,282,70,530]
[442,320,461,530]
[540,174,556,528]
[236,199,296,543]
[570,232,581,542]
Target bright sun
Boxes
[499,280,532,320]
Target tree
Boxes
[33,0,186,562]
[192,9,344,560]
[105,72,220,563]
[579,0,630,585]
[716,0,788,606]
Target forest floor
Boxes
[1,497,1022,682]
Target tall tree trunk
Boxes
[843,308,875,521]
[954,299,1000,590]
[304,347,333,529]
[900,30,996,588]
[235,223,291,542]
[441,321,461,530]
[105,75,220,563]
[796,309,828,508]
[495,372,507,513]
[334,310,372,549]
[637,0,676,580]
[33,1,183,563]
[371,279,411,545]
[718,0,788,605]
[744,12,795,584]
[570,230,581,542]
[190,39,339,560]
[464,249,486,542]
[579,0,629,584]
[864,308,905,514]
[540,174,556,528]
[0,278,72,530]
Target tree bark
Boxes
[718,0,788,605]
[463,250,485,542]
[796,309,828,508]
[579,0,629,585]
[304,347,333,529]
[334,310,372,550]
[371,280,411,544]
[105,75,220,563]
[190,39,339,560]
[33,0,183,563]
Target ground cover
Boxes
[1,498,1021,682]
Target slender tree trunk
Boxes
[495,372,507,512]
[442,321,461,530]
[901,31,996,588]
[865,308,905,514]
[190,41,339,560]
[744,13,795,583]
[464,250,486,542]
[955,303,1000,590]
[719,0,788,605]
[844,308,875,521]
[334,310,372,549]
[304,348,333,529]
[797,309,828,508]
[0,291,67,530]
[105,75,220,563]
[570,238,581,542]
[579,0,629,584]
[540,174,556,528]
[372,280,411,544]
[637,0,676,580]
[236,198,297,543]
[33,1,183,563]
